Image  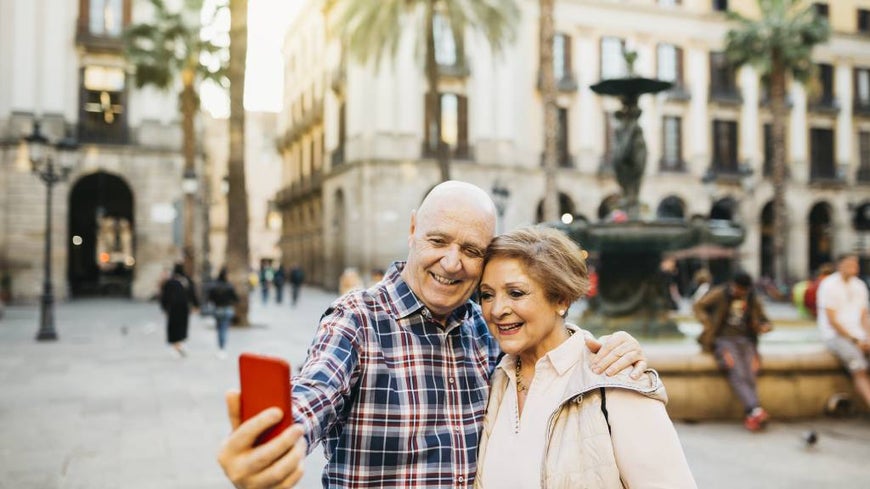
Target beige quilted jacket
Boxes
[475,327,668,489]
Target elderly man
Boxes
[218,181,649,488]
[817,253,870,409]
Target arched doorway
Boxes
[710,196,737,221]
[597,194,621,221]
[656,195,686,220]
[67,172,135,297]
[808,201,834,274]
[536,192,576,224]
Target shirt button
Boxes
[448,378,455,384]
[458,476,465,483]
[454,426,460,432]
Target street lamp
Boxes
[24,120,79,341]
[491,181,510,234]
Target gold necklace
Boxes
[515,357,528,394]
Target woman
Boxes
[475,226,696,488]
[160,263,199,357]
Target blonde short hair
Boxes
[484,225,588,305]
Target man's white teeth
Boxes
[432,273,457,285]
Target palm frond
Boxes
[724,0,829,83]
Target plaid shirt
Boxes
[293,262,500,488]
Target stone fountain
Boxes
[558,51,745,337]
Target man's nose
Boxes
[441,245,462,273]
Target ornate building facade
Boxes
[277,0,870,290]
[0,0,187,301]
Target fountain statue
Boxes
[557,49,745,337]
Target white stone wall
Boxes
[279,0,870,284]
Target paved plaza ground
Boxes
[1,287,869,488]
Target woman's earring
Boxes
[557,309,565,317]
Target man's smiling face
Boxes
[401,183,496,323]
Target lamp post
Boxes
[24,121,79,341]
[491,181,510,234]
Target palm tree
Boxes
[124,0,228,278]
[225,0,252,325]
[724,0,828,284]
[334,0,520,182]
[539,0,558,222]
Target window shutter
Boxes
[458,95,468,155]
[565,35,573,73]
[676,46,684,86]
[424,93,432,151]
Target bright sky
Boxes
[201,0,301,117]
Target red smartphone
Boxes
[239,352,293,445]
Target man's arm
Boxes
[586,331,648,379]
[825,306,860,344]
[217,303,363,488]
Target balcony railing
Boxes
[808,95,840,113]
[709,86,742,105]
[659,158,687,173]
[539,151,575,168]
[437,60,471,78]
[421,142,473,161]
[809,164,843,183]
[854,101,870,116]
[537,72,579,93]
[78,123,129,145]
[331,145,345,167]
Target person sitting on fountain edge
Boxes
[693,271,773,431]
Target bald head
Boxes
[416,181,497,234]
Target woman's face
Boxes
[479,257,568,359]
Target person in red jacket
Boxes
[804,263,835,318]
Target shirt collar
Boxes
[495,323,584,377]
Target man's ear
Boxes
[408,210,417,247]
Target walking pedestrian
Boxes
[693,271,773,431]
[259,261,273,305]
[273,264,286,304]
[289,264,304,307]
[817,253,870,409]
[338,267,363,295]
[207,267,238,359]
[159,263,199,357]
[217,181,650,488]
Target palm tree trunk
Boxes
[540,0,558,222]
[227,0,251,325]
[425,0,449,182]
[181,74,197,278]
[770,52,789,285]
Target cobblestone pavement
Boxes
[1,289,868,488]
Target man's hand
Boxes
[217,390,307,489]
[586,331,648,380]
